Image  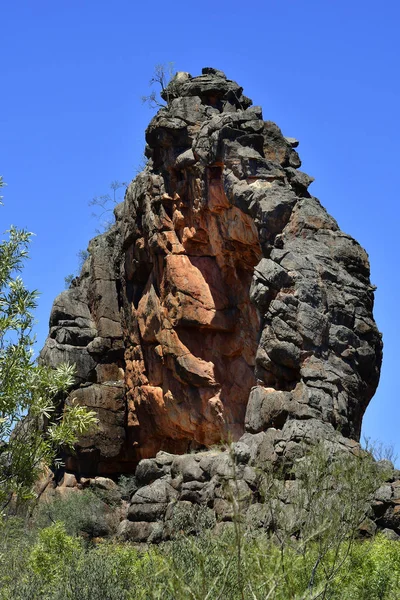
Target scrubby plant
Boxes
[34,489,113,538]
[270,443,382,598]
[28,521,82,585]
[0,176,98,513]
[2,501,400,599]
[334,533,400,599]
[0,521,169,600]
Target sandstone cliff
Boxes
[40,67,382,478]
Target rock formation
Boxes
[40,67,382,480]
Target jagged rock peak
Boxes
[40,68,382,477]
[160,67,252,109]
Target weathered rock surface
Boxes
[40,68,382,477]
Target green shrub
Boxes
[34,490,112,538]
[2,517,400,599]
[28,522,82,585]
[331,533,400,600]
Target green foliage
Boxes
[0,437,392,599]
[28,521,82,585]
[0,519,168,600]
[0,360,98,510]
[34,489,112,538]
[2,519,400,600]
[0,179,98,511]
[64,273,75,288]
[0,175,5,204]
[250,442,384,599]
[328,533,400,599]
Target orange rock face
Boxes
[125,167,262,460]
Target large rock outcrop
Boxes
[40,67,382,477]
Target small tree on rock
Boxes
[141,62,176,108]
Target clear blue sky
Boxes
[1,1,399,457]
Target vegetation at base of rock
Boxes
[1,442,396,599]
[1,517,400,599]
[34,489,118,538]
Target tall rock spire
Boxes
[40,68,382,476]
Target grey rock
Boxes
[131,479,178,505]
[254,258,294,290]
[231,442,251,465]
[238,432,269,461]
[391,481,400,500]
[127,502,168,522]
[93,477,118,491]
[117,520,156,542]
[358,518,377,537]
[87,337,112,355]
[202,67,227,78]
[210,453,235,479]
[245,386,316,433]
[40,338,96,382]
[171,455,205,482]
[175,148,197,168]
[169,97,206,125]
[60,473,77,488]
[180,480,205,503]
[286,168,314,195]
[155,451,175,466]
[135,459,165,486]
[375,484,393,503]
[242,465,258,487]
[49,290,92,327]
[284,137,299,148]
[381,528,400,541]
[376,460,395,479]
[379,506,400,533]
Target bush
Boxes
[2,516,400,599]
[0,519,168,600]
[34,489,114,538]
[0,178,98,512]
[28,522,82,585]
[332,533,400,600]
